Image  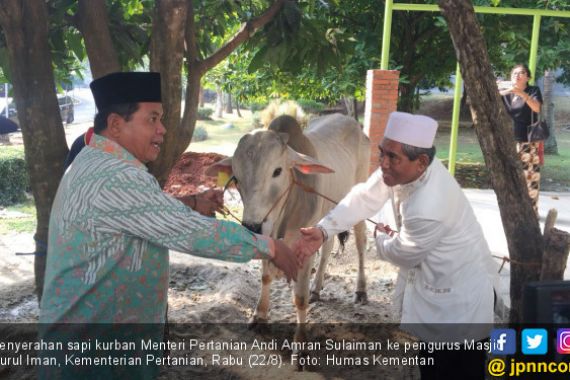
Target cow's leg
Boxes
[309,238,334,303]
[249,259,272,328]
[292,256,312,367]
[353,221,368,304]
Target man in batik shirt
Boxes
[39,72,297,379]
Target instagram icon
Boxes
[557,329,570,354]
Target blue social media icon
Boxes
[522,329,548,355]
[490,329,516,355]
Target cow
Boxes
[208,113,370,341]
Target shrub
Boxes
[249,112,263,130]
[0,148,29,206]
[192,126,208,142]
[196,107,214,120]
[248,102,268,112]
[297,99,326,114]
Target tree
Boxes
[543,69,557,153]
[437,0,544,323]
[151,0,292,185]
[0,0,295,299]
[77,0,121,77]
[0,0,69,301]
[148,0,187,183]
[476,0,570,155]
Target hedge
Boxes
[196,107,214,120]
[0,147,29,206]
[192,126,208,142]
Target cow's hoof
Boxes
[248,316,269,332]
[309,291,320,303]
[354,291,368,305]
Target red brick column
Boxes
[363,69,400,173]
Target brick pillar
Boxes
[363,69,400,173]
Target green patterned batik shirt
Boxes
[40,134,272,324]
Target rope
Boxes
[292,177,381,227]
[221,169,383,228]
[222,173,542,275]
[492,254,542,274]
[15,238,47,256]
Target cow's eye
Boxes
[272,168,282,178]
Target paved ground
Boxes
[464,189,570,310]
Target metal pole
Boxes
[380,0,394,70]
[528,14,541,85]
[449,62,462,176]
[393,3,570,18]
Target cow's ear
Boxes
[287,147,334,175]
[205,157,233,177]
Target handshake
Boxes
[269,223,397,283]
[268,226,326,283]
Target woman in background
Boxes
[500,64,543,217]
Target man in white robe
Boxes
[294,111,498,380]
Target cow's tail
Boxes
[337,231,349,253]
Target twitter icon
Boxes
[522,329,548,355]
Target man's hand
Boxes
[271,239,298,282]
[374,223,396,238]
[178,189,224,217]
[293,227,324,268]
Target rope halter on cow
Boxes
[221,168,382,230]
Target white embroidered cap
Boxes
[384,111,438,148]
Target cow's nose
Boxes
[242,222,262,234]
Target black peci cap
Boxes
[90,72,161,111]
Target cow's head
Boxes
[207,129,333,236]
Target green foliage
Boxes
[192,126,208,142]
[197,107,214,120]
[0,147,29,206]
[209,1,378,106]
[474,0,570,82]
[107,0,154,70]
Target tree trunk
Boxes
[398,80,421,113]
[235,97,242,118]
[438,0,544,323]
[215,86,224,118]
[343,96,356,119]
[146,0,187,184]
[77,0,120,78]
[398,82,415,112]
[198,86,205,108]
[0,0,69,301]
[154,0,287,186]
[225,92,233,114]
[540,210,570,281]
[353,97,359,120]
[543,69,558,154]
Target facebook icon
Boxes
[491,329,517,355]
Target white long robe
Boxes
[318,158,498,342]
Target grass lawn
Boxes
[0,199,36,234]
[189,108,256,156]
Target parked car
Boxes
[0,94,75,126]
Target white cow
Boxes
[209,113,370,338]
